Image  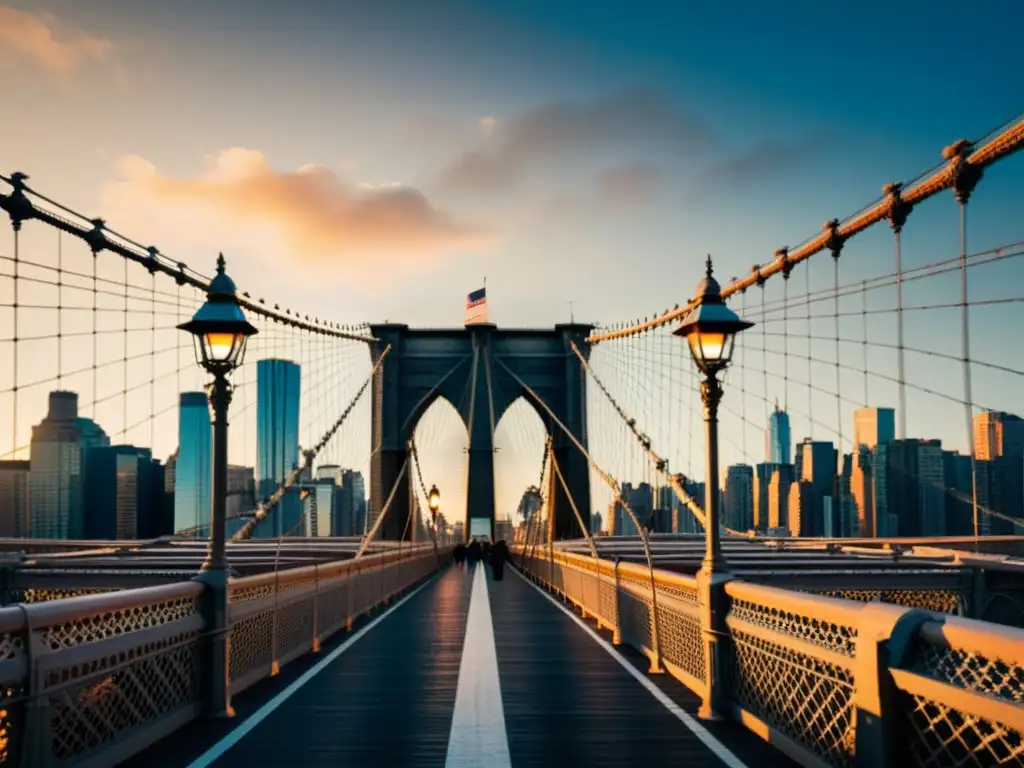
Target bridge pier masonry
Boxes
[464,324,499,540]
[369,321,593,542]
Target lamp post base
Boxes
[696,563,732,722]
[195,568,234,718]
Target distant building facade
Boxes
[174,392,211,534]
[257,359,301,537]
[30,391,109,539]
[0,460,30,537]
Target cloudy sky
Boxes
[3,0,1023,527]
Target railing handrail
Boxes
[228,543,439,592]
[724,578,867,628]
[7,580,204,630]
[917,614,1024,664]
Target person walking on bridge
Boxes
[490,539,509,581]
[453,543,466,569]
[465,539,481,569]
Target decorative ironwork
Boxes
[810,588,966,616]
[39,594,199,650]
[13,586,117,604]
[229,612,274,684]
[908,638,1023,704]
[729,629,856,767]
[229,583,275,604]
[657,603,705,683]
[728,597,858,656]
[904,694,1024,767]
[47,631,201,762]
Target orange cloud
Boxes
[106,149,491,270]
[0,6,112,78]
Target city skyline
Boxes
[5,371,1024,538]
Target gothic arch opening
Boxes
[411,396,468,539]
[494,397,548,541]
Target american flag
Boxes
[465,287,488,325]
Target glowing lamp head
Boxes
[178,254,258,374]
[673,256,753,376]
[427,484,441,520]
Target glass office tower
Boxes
[767,404,791,465]
[257,359,301,537]
[174,392,212,534]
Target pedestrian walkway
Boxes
[125,562,791,767]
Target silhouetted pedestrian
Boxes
[453,543,466,569]
[466,539,482,569]
[490,539,509,581]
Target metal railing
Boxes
[0,544,448,766]
[516,545,1024,768]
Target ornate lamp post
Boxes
[674,255,753,719]
[178,253,258,572]
[178,254,256,718]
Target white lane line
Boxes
[511,567,749,768]
[185,575,439,768]
[445,564,512,768]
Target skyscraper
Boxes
[853,407,896,451]
[30,391,109,539]
[974,410,1024,460]
[851,446,875,536]
[723,464,754,531]
[753,462,774,531]
[766,403,791,465]
[226,465,256,520]
[917,441,947,536]
[943,451,974,535]
[174,392,212,534]
[334,469,367,536]
[798,438,837,501]
[0,460,30,537]
[873,440,925,537]
[972,411,1024,536]
[788,480,822,537]
[768,464,796,531]
[85,445,163,539]
[257,359,301,537]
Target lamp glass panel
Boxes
[697,332,727,364]
[205,332,239,363]
[722,334,736,365]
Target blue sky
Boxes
[2,0,1023,527]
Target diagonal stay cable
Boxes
[408,437,443,568]
[569,342,730,534]
[233,344,392,541]
[354,458,409,560]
